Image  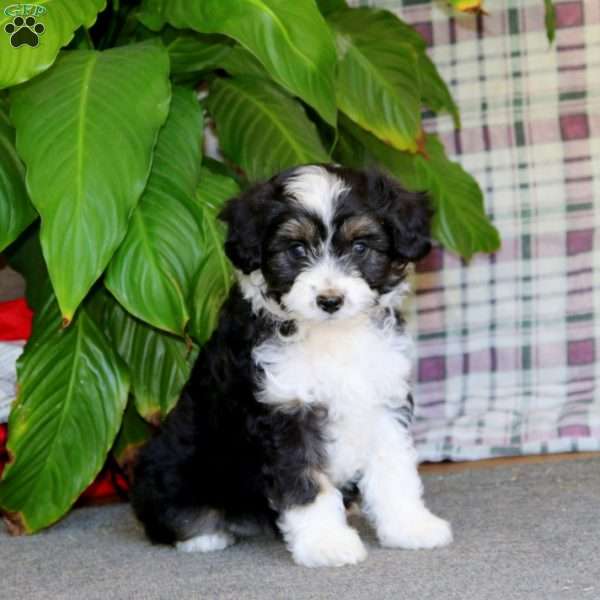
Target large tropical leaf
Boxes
[139,0,337,125]
[4,224,51,312]
[328,7,458,128]
[103,298,197,425]
[0,105,36,251]
[337,116,417,183]
[112,398,152,471]
[332,126,367,170]
[11,43,171,323]
[340,117,500,259]
[418,53,460,129]
[219,46,270,79]
[105,86,203,335]
[207,77,329,181]
[202,157,246,188]
[190,167,239,345]
[0,296,129,534]
[0,1,106,88]
[328,8,422,152]
[317,0,348,15]
[163,30,231,76]
[415,135,500,259]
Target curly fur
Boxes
[131,165,452,567]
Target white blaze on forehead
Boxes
[284,166,348,225]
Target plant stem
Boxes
[85,28,95,50]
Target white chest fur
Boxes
[253,315,414,484]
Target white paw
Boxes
[176,532,235,553]
[291,526,367,568]
[378,510,452,549]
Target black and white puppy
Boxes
[131,165,452,567]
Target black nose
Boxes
[316,294,344,313]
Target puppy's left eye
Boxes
[352,241,368,256]
[288,242,307,259]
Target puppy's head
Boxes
[220,165,431,322]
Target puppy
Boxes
[131,165,452,567]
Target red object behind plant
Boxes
[0,298,32,340]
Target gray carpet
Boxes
[2,459,600,600]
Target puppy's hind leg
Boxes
[132,448,235,552]
[131,393,236,552]
[132,451,236,553]
[174,508,236,554]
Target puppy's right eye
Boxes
[352,241,368,256]
[288,242,307,259]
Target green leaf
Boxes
[332,126,367,169]
[416,135,500,259]
[340,117,500,259]
[418,53,461,129]
[0,296,129,533]
[219,46,270,80]
[4,224,51,312]
[164,30,231,76]
[105,86,203,335]
[341,8,427,52]
[328,8,459,129]
[328,8,422,152]
[139,0,338,125]
[112,398,152,469]
[103,296,197,425]
[202,157,246,188]
[0,104,36,251]
[0,1,106,89]
[68,26,95,51]
[338,115,418,184]
[544,0,556,44]
[136,4,166,31]
[207,77,329,181]
[11,43,171,323]
[317,0,348,16]
[190,167,239,345]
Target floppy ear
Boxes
[219,181,281,274]
[373,173,433,262]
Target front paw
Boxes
[378,510,452,549]
[291,525,367,568]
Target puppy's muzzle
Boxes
[316,293,344,314]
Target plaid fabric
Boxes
[350,0,600,461]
